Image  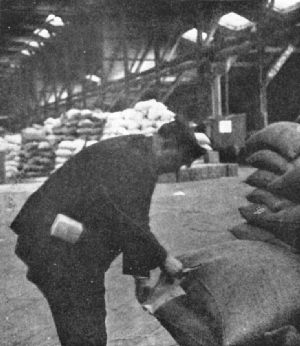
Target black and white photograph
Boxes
[1,0,300,345]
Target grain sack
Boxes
[229,222,296,252]
[194,133,211,146]
[246,188,295,212]
[3,134,22,179]
[64,108,81,122]
[245,122,300,160]
[239,203,300,249]
[52,125,77,136]
[80,109,93,119]
[134,99,157,113]
[145,241,300,346]
[22,127,47,143]
[55,157,68,165]
[244,169,279,188]
[264,325,300,346]
[268,167,300,203]
[76,128,102,136]
[246,149,292,174]
[77,119,94,128]
[122,108,144,121]
[147,102,169,121]
[155,295,220,346]
[4,134,22,145]
[37,141,52,151]
[229,222,276,242]
[55,148,74,158]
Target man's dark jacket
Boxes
[11,135,167,279]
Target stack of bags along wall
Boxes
[19,125,56,179]
[229,121,300,251]
[0,134,22,180]
[51,108,106,143]
[49,108,103,170]
[52,100,174,170]
[101,99,175,139]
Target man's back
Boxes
[11,135,160,272]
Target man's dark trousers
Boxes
[28,234,108,346]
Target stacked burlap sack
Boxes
[0,134,22,180]
[51,100,174,170]
[230,121,300,251]
[143,241,300,346]
[54,139,98,170]
[54,139,85,170]
[101,99,175,139]
[19,126,56,178]
[51,108,106,143]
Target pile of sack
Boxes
[54,139,85,170]
[53,100,175,169]
[51,109,106,143]
[0,134,22,180]
[143,240,300,346]
[19,126,56,178]
[101,99,175,139]
[54,139,98,171]
[230,121,300,251]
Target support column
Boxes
[120,12,129,106]
[211,74,222,118]
[224,69,229,117]
[259,48,268,128]
[153,18,161,99]
[196,7,212,120]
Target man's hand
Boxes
[134,276,152,304]
[161,254,183,282]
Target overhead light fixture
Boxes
[85,74,101,85]
[34,28,51,39]
[182,28,208,43]
[45,14,64,27]
[218,12,254,31]
[21,49,32,56]
[272,0,300,13]
[27,40,40,48]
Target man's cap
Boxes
[157,120,207,159]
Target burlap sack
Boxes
[264,325,300,346]
[246,150,292,174]
[229,222,297,252]
[22,127,47,143]
[245,122,300,160]
[146,241,300,346]
[246,188,295,212]
[268,167,300,203]
[244,169,279,188]
[239,203,300,249]
[77,119,95,129]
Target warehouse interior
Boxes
[1,2,300,346]
[0,0,299,131]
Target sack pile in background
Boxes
[230,121,300,251]
[54,139,84,170]
[54,139,98,170]
[0,100,175,180]
[101,99,175,139]
[19,126,56,178]
[0,134,22,180]
[52,100,175,169]
[51,108,106,143]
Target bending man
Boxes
[11,119,206,346]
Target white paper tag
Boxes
[50,214,84,244]
[219,120,232,133]
[142,279,186,315]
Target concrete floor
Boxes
[1,167,254,346]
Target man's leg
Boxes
[29,247,107,346]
